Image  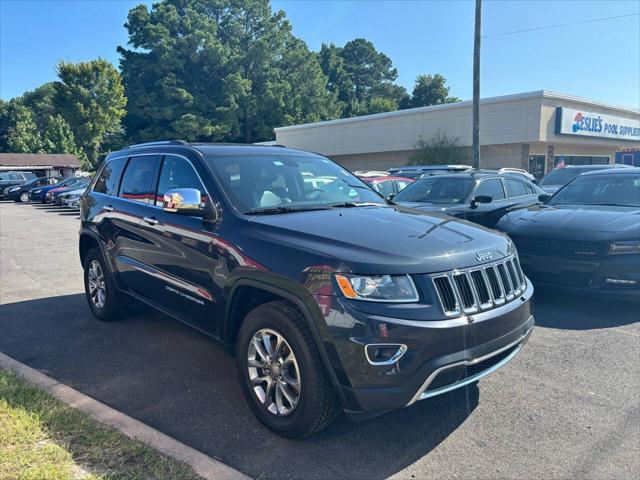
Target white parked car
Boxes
[60,187,87,208]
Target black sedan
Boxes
[497,168,640,299]
[393,171,544,228]
[5,176,60,202]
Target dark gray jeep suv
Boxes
[79,141,534,437]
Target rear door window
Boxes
[505,178,529,197]
[119,156,160,203]
[94,157,127,196]
[474,178,506,200]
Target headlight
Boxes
[335,274,419,302]
[9,186,19,192]
[608,240,640,255]
[33,189,41,194]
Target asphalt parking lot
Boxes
[1,200,639,479]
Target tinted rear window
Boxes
[119,156,159,203]
[505,178,529,197]
[94,157,127,195]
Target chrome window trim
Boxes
[93,151,216,216]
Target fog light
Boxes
[365,344,407,365]
[605,278,637,285]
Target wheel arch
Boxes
[224,278,345,396]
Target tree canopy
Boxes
[318,39,408,117]
[1,0,461,169]
[403,73,460,109]
[54,59,127,168]
[119,0,338,144]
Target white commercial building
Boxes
[275,90,640,178]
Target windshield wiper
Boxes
[329,202,382,208]
[244,205,332,215]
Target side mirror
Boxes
[471,195,492,208]
[538,193,551,202]
[162,188,208,216]
[387,193,396,201]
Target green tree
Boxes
[41,114,86,162]
[119,0,337,144]
[6,104,43,153]
[54,59,127,168]
[318,39,408,117]
[404,74,460,109]
[20,83,58,131]
[409,131,468,165]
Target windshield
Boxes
[540,168,601,185]
[203,153,385,213]
[394,176,474,204]
[549,174,640,207]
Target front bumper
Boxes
[519,252,640,300]
[318,280,534,416]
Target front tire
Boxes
[19,192,29,202]
[83,247,127,321]
[236,300,341,438]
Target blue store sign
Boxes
[555,107,640,141]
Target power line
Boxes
[484,12,640,38]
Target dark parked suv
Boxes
[80,141,534,437]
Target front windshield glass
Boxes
[394,176,474,204]
[549,174,640,207]
[540,168,596,185]
[203,153,385,213]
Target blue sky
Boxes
[1,0,639,108]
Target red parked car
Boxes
[358,174,414,198]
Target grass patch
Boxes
[0,369,202,480]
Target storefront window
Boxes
[553,155,609,167]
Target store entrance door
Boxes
[528,155,546,180]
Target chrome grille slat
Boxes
[453,273,478,313]
[496,263,514,299]
[513,257,526,287]
[431,255,526,317]
[506,260,521,294]
[470,269,492,308]
[433,276,460,315]
[485,266,505,304]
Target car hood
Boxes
[500,204,640,235]
[247,205,511,274]
[396,201,466,213]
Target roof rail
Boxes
[128,140,188,149]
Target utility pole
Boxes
[472,0,482,169]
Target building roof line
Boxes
[274,90,640,133]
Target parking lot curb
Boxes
[0,352,250,480]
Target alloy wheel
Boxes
[20,192,29,202]
[87,260,106,309]
[247,328,301,416]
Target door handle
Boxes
[143,216,159,226]
[103,205,114,212]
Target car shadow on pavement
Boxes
[0,293,478,479]
[532,286,640,330]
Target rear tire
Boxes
[83,247,127,321]
[236,300,341,438]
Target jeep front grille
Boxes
[431,256,527,316]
